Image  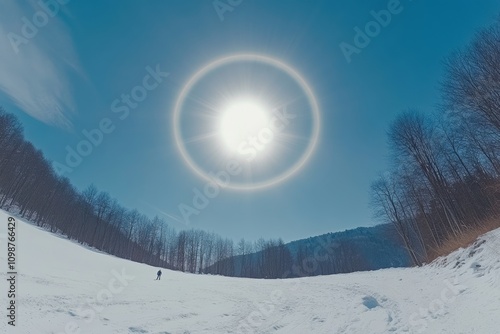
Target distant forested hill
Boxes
[204,224,411,278]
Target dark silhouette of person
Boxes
[156,269,162,280]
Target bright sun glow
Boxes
[219,99,271,151]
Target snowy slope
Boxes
[0,210,499,334]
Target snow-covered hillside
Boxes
[1,210,499,334]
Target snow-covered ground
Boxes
[1,210,499,334]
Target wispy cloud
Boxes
[141,201,186,226]
[0,0,81,129]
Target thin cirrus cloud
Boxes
[0,0,81,130]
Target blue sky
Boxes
[1,0,500,242]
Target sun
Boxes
[173,54,321,190]
[219,98,271,152]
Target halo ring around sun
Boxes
[173,54,320,191]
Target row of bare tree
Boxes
[204,238,293,278]
[0,114,292,273]
[371,18,500,265]
[0,111,171,267]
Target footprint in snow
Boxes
[362,296,380,310]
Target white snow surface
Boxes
[1,210,499,334]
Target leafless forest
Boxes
[371,18,500,265]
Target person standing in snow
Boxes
[156,269,162,280]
